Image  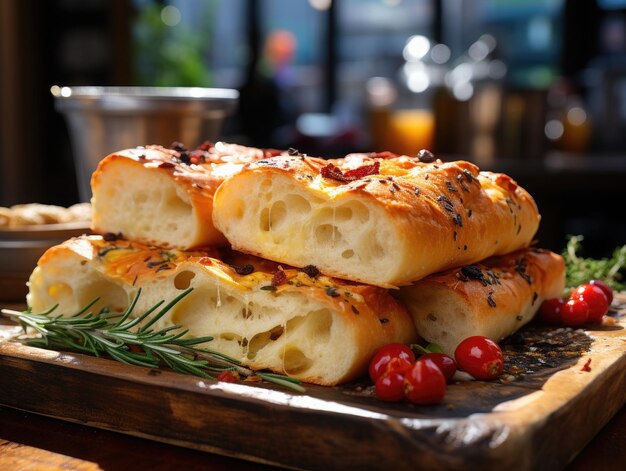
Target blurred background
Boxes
[1,0,625,256]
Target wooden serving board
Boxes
[1,298,625,471]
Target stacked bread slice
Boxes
[26,143,565,385]
[212,151,565,355]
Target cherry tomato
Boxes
[572,284,609,324]
[538,298,564,324]
[375,371,406,402]
[369,343,415,382]
[403,358,446,405]
[561,298,589,326]
[589,279,613,305]
[420,352,456,381]
[454,336,503,380]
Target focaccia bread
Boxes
[212,152,541,287]
[91,142,280,250]
[397,248,565,355]
[26,235,417,385]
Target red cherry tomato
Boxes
[420,352,456,381]
[403,358,446,405]
[589,279,613,305]
[561,298,589,326]
[375,370,406,402]
[572,284,609,324]
[454,336,504,380]
[538,298,564,324]
[368,343,415,382]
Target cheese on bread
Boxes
[212,153,541,287]
[27,235,417,385]
[397,248,565,355]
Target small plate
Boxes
[0,222,90,241]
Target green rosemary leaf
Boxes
[139,287,193,333]
[112,288,142,328]
[117,299,165,331]
[1,291,306,393]
[176,336,215,346]
[70,297,101,318]
[257,373,306,393]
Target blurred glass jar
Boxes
[52,86,238,201]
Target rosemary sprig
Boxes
[1,288,305,393]
[562,235,626,291]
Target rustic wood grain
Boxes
[0,439,102,470]
[0,302,625,470]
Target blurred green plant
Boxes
[133,1,214,87]
[562,235,626,291]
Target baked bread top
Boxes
[212,152,541,287]
[90,142,280,249]
[398,248,565,354]
[27,235,417,385]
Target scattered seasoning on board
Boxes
[581,358,592,372]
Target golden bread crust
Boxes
[212,153,541,287]
[29,235,417,385]
[398,248,565,354]
[90,143,278,249]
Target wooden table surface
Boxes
[0,403,624,470]
[1,303,626,470]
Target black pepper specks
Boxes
[487,291,497,307]
[416,149,436,163]
[326,286,340,297]
[102,232,123,242]
[437,195,454,212]
[446,181,458,193]
[231,264,255,276]
[515,258,533,285]
[301,265,320,278]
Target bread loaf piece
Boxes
[27,235,417,385]
[91,142,279,250]
[397,248,565,355]
[212,153,541,287]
